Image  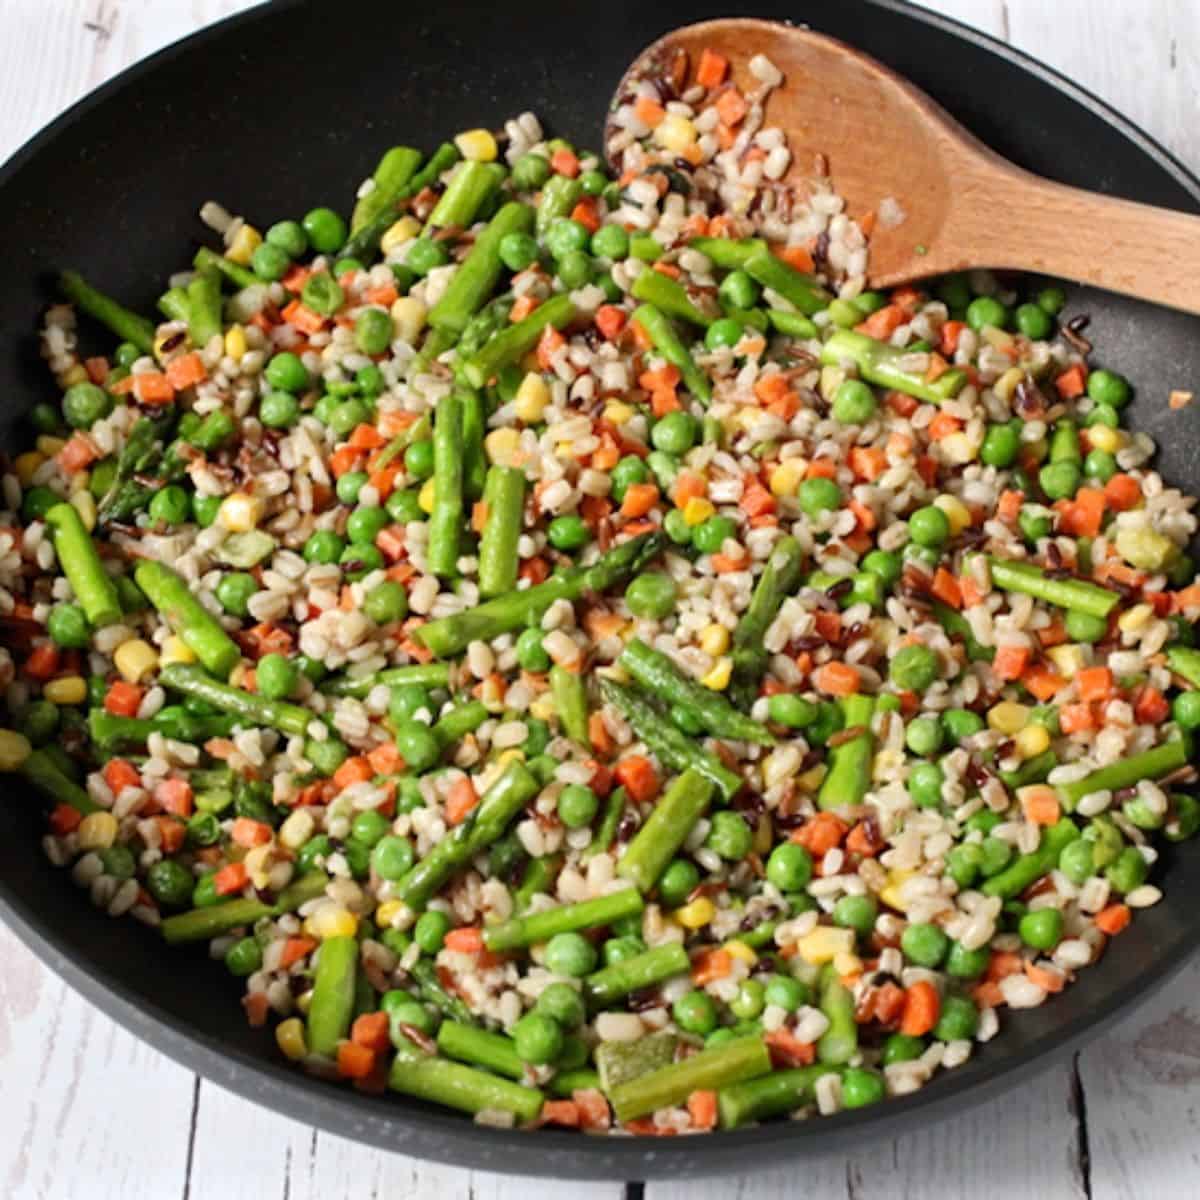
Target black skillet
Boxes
[0,0,1198,1180]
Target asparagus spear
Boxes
[59,270,156,354]
[388,1040,545,1123]
[817,695,876,811]
[460,387,488,502]
[158,286,191,324]
[186,267,223,346]
[730,536,805,707]
[630,269,713,327]
[594,1032,678,1093]
[160,871,329,944]
[482,887,644,952]
[427,389,464,579]
[718,1064,842,1129]
[816,968,859,1064]
[431,698,490,748]
[743,248,832,315]
[536,175,583,237]
[631,303,710,404]
[986,557,1119,619]
[306,936,359,1057]
[44,503,122,628]
[1057,739,1190,810]
[582,787,626,863]
[351,145,422,233]
[981,819,1080,899]
[21,749,100,815]
[687,236,767,270]
[460,293,576,389]
[616,769,713,893]
[437,1021,526,1080]
[820,328,969,404]
[477,465,526,598]
[319,662,453,700]
[408,958,476,1026]
[158,663,313,737]
[135,562,241,678]
[767,309,819,339]
[425,161,504,232]
[582,943,690,1009]
[550,665,589,745]
[193,246,258,290]
[87,708,238,752]
[1166,645,1200,689]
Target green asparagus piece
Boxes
[368,412,432,476]
[730,537,805,707]
[59,270,156,354]
[608,1035,770,1122]
[718,1064,842,1128]
[1166,646,1200,689]
[306,936,359,1058]
[981,819,1080,899]
[767,309,819,339]
[158,286,191,324]
[816,970,858,1064]
[743,248,833,316]
[820,328,968,404]
[192,246,258,290]
[616,769,713,893]
[159,663,313,737]
[932,599,994,662]
[408,958,476,1025]
[688,236,767,270]
[44,503,122,628]
[478,465,526,597]
[594,1032,677,1093]
[986,557,1119,619]
[87,708,237,752]
[582,787,626,863]
[414,532,664,657]
[550,665,589,744]
[460,293,576,389]
[460,387,488,502]
[186,267,223,346]
[631,303,710,404]
[431,698,490,747]
[631,269,713,327]
[536,175,584,237]
[817,695,876,811]
[20,749,100,815]
[1000,748,1058,790]
[351,146,422,233]
[427,389,464,579]
[400,762,539,907]
[160,871,329,944]
[437,1020,525,1080]
[548,1068,601,1098]
[513,854,560,913]
[320,662,453,700]
[135,562,241,677]
[582,943,689,1009]
[388,1042,544,1123]
[599,679,743,801]
[425,161,505,232]
[1058,739,1191,809]
[483,887,644,952]
[620,638,774,745]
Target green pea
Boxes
[302,207,347,254]
[536,982,586,1029]
[327,398,367,439]
[371,835,415,881]
[557,783,599,829]
[730,978,766,1020]
[705,317,744,352]
[1083,448,1117,484]
[1172,690,1200,730]
[603,936,645,966]
[15,700,58,745]
[146,859,193,908]
[692,515,737,554]
[514,627,551,672]
[832,379,878,425]
[908,504,950,549]
[295,835,332,876]
[980,422,1020,468]
[547,514,590,551]
[545,931,597,977]
[1039,460,1081,501]
[1087,368,1130,409]
[590,224,629,260]
[251,241,291,282]
[661,508,692,546]
[907,760,945,809]
[833,893,877,937]
[388,686,430,726]
[339,542,385,580]
[191,872,223,908]
[966,296,1008,331]
[628,234,663,263]
[225,936,264,977]
[99,844,137,879]
[252,653,295,702]
[303,529,345,565]
[553,249,590,288]
[266,220,308,257]
[1018,506,1053,544]
[62,382,112,430]
[385,995,436,1038]
[763,974,808,1012]
[511,153,551,190]
[413,910,451,954]
[798,476,841,519]
[354,308,394,355]
[47,603,89,650]
[392,719,440,773]
[718,270,760,310]
[385,489,424,524]
[1167,794,1200,842]
[658,858,700,908]
[610,455,649,503]
[945,940,990,979]
[763,844,813,896]
[625,571,677,620]
[305,735,348,776]
[651,411,698,456]
[900,922,949,968]
[766,694,818,730]
[259,390,300,429]
[1105,846,1148,894]
[935,274,972,311]
[544,218,591,259]
[1037,286,1067,314]
[364,580,408,625]
[1057,838,1095,885]
[497,231,539,272]
[406,238,450,276]
[806,701,844,747]
[706,810,752,860]
[1084,404,1120,429]
[934,994,979,1041]
[346,810,388,850]
[890,644,940,691]
[400,440,434,482]
[1014,302,1053,340]
[841,1067,886,1109]
[513,1012,563,1065]
[882,1033,926,1065]
[673,989,718,1036]
[215,571,258,617]
[347,505,388,546]
[147,484,189,526]
[265,352,310,393]
[904,716,944,757]
[331,472,366,508]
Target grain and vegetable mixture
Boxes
[8,43,1200,1134]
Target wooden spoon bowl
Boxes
[611,18,1200,313]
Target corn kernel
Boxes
[77,811,119,851]
[44,675,87,706]
[114,638,159,684]
[1088,425,1122,454]
[833,951,863,977]
[497,748,526,767]
[604,401,634,426]
[418,478,437,514]
[940,432,978,464]
[381,216,422,256]
[484,428,522,468]
[879,868,915,913]
[58,364,89,388]
[1014,723,1051,759]
[390,294,427,343]
[987,701,1030,735]
[295,989,314,1016]
[528,692,558,723]
[219,492,262,532]
[14,451,45,486]
[69,489,97,533]
[37,435,66,458]
[224,325,248,362]
[993,365,1024,403]
[819,365,845,402]
[654,114,697,155]
[279,809,315,852]
[275,1017,308,1061]
[514,372,551,424]
[724,940,757,965]
[1047,644,1085,679]
[375,899,407,929]
[0,729,32,772]
[1118,603,1153,633]
[795,926,855,965]
[245,844,273,889]
[933,494,971,537]
[682,497,715,526]
[304,904,358,941]
[227,223,262,266]
[160,635,197,667]
[698,623,731,657]
[674,897,716,929]
[700,656,732,691]
[769,460,805,498]
[981,326,1015,353]
[455,129,499,162]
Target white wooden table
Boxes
[1,2,1198,1196]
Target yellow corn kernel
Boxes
[833,951,863,977]
[700,656,732,691]
[14,451,45,486]
[37,435,66,458]
[114,638,159,684]
[1118,603,1154,633]
[798,763,827,793]
[514,372,551,423]
[724,940,757,966]
[375,899,407,929]
[1014,723,1051,759]
[682,497,715,526]
[0,729,32,772]
[654,114,697,155]
[77,810,120,851]
[769,460,805,498]
[226,223,262,265]
[698,623,730,657]
[58,364,89,388]
[674,897,716,929]
[160,635,197,667]
[304,904,358,941]
[604,401,634,426]
[981,325,1015,353]
[940,432,977,465]
[484,427,522,468]
[1047,643,1085,679]
[1087,425,1122,455]
[418,478,437,514]
[795,926,856,965]
[496,748,526,767]
[381,216,422,256]
[455,129,499,162]
[279,809,315,852]
[275,1017,308,1061]
[879,868,915,913]
[44,675,87,706]
[224,325,248,362]
[245,844,273,889]
[987,701,1029,735]
[219,492,262,532]
[390,294,427,344]
[528,692,558,723]
[69,490,97,533]
[819,365,845,403]
[295,989,314,1016]
[933,494,971,537]
[992,365,1024,403]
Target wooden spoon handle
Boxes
[951,162,1200,314]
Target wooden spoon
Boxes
[610,18,1200,314]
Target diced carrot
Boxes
[814,661,860,696]
[899,980,941,1037]
[373,524,407,564]
[351,1011,391,1053]
[550,147,580,177]
[281,300,328,335]
[84,356,109,384]
[890,285,924,313]
[102,758,142,797]
[281,264,312,293]
[214,861,249,896]
[23,643,60,681]
[1020,785,1061,826]
[329,445,364,478]
[49,804,82,836]
[336,1041,376,1079]
[971,980,1006,1009]
[332,756,373,791]
[711,552,747,573]
[887,390,919,418]
[695,47,729,88]
[104,679,144,717]
[849,446,887,481]
[930,567,962,608]
[507,294,539,323]
[846,498,876,535]
[1094,903,1132,935]
[686,1089,718,1132]
[279,936,317,969]
[940,320,966,357]
[1077,666,1114,702]
[928,410,964,440]
[992,644,1030,682]
[443,926,484,954]
[588,710,614,757]
[536,324,566,370]
[1133,685,1170,724]
[1037,618,1068,649]
[1057,487,1106,538]
[845,820,883,858]
[620,482,659,519]
[779,244,815,273]
[133,373,176,406]
[58,434,100,473]
[243,990,271,1028]
[855,303,906,339]
[155,816,186,854]
[574,1090,613,1131]
[753,372,793,406]
[741,476,776,518]
[813,609,841,643]
[986,950,1025,982]
[650,387,681,416]
[1059,702,1097,734]
[367,463,400,500]
[691,948,733,986]
[154,777,194,818]
[232,817,272,848]
[805,458,837,480]
[519,556,550,585]
[924,352,951,383]
[345,424,383,452]
[570,197,601,234]
[714,87,747,127]
[445,776,480,826]
[1054,362,1088,399]
[764,1028,817,1068]
[594,305,627,341]
[165,352,208,390]
[1022,664,1066,701]
[1025,961,1066,993]
[671,470,708,507]
[614,754,659,803]
[541,1100,582,1128]
[790,812,848,856]
[1103,473,1142,512]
